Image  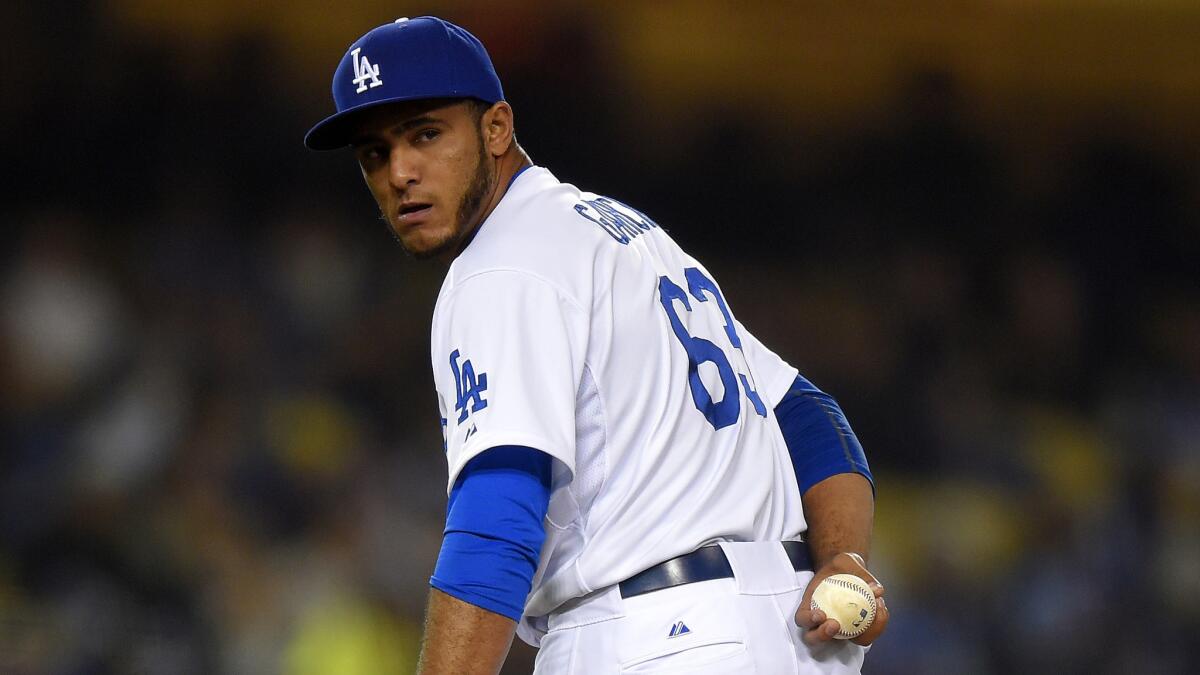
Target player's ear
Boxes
[481,101,515,157]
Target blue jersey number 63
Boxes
[658,267,768,430]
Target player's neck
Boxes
[440,147,533,264]
[498,144,533,193]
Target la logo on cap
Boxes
[351,47,382,93]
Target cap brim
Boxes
[304,94,480,151]
[304,97,393,151]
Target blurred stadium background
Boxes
[2,1,1199,673]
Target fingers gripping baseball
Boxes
[797,552,890,647]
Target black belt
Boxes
[618,541,812,599]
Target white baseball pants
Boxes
[532,541,866,674]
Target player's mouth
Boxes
[397,202,433,225]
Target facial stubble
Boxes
[393,132,495,261]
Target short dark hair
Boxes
[464,97,492,123]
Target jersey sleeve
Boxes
[432,270,587,493]
[735,319,799,410]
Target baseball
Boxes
[810,573,877,639]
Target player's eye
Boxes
[415,128,441,143]
[356,145,387,164]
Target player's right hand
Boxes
[796,552,890,647]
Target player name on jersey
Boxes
[573,196,659,245]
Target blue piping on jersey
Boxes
[456,164,537,256]
[507,163,534,190]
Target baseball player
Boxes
[306,16,889,674]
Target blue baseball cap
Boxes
[304,16,504,150]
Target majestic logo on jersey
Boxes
[667,621,691,638]
[449,349,488,423]
[573,196,659,245]
[350,47,383,93]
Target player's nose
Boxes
[387,148,419,189]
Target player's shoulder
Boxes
[445,166,664,299]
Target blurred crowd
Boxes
[2,3,1199,674]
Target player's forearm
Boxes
[801,472,875,568]
[418,588,516,675]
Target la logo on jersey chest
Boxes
[350,47,382,93]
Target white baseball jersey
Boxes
[430,166,806,646]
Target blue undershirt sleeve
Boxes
[429,445,553,621]
[774,374,874,496]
